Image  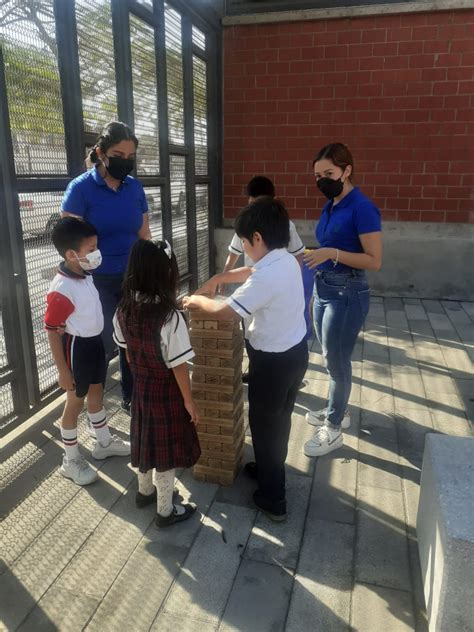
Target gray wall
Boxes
[214,221,474,301]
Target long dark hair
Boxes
[87,121,138,166]
[118,239,179,328]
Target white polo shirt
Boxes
[226,248,306,353]
[113,308,194,369]
[44,263,104,337]
[228,220,304,266]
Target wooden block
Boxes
[205,391,219,402]
[204,320,218,330]
[208,458,222,468]
[202,338,218,349]
[192,320,204,329]
[205,424,221,434]
[218,338,234,350]
[197,432,234,445]
[191,329,233,340]
[207,442,222,452]
[205,356,221,367]
[204,374,220,384]
[194,354,207,365]
[192,372,206,383]
[192,364,238,377]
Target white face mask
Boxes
[75,249,102,271]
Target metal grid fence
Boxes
[0,0,219,433]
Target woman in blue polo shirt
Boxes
[303,142,382,457]
[61,121,151,411]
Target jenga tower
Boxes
[188,310,245,485]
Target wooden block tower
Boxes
[188,310,245,485]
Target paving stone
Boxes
[351,583,415,632]
[405,304,428,321]
[420,369,457,395]
[358,423,401,492]
[421,300,445,315]
[441,347,473,379]
[427,312,456,332]
[56,485,154,599]
[431,411,471,436]
[308,443,357,525]
[162,503,256,626]
[460,302,474,321]
[86,542,188,632]
[406,539,429,632]
[403,298,422,306]
[151,613,217,632]
[286,416,316,478]
[219,560,293,632]
[286,520,354,632]
[17,586,99,632]
[245,473,312,570]
[386,310,409,328]
[385,298,404,311]
[356,486,411,591]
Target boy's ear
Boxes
[64,247,76,262]
[253,231,263,245]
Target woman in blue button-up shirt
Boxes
[303,142,382,458]
[61,121,151,412]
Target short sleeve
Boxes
[228,233,243,255]
[161,311,195,368]
[226,271,272,318]
[45,291,75,330]
[354,201,382,235]
[288,221,305,256]
[61,179,87,217]
[138,182,149,214]
[112,310,127,349]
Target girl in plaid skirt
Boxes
[113,239,201,528]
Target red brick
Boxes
[420,212,445,222]
[447,67,473,81]
[361,29,387,44]
[412,26,439,40]
[387,27,412,42]
[445,211,471,222]
[398,211,421,221]
[409,54,436,69]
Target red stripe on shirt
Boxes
[45,291,75,329]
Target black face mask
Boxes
[317,177,344,200]
[105,156,134,181]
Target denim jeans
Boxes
[312,269,370,427]
[93,273,133,403]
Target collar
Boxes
[58,261,88,279]
[90,166,131,188]
[329,186,360,211]
[254,248,287,270]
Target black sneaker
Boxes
[244,461,258,479]
[253,490,287,522]
[155,503,196,528]
[120,400,131,415]
[242,371,249,384]
[135,487,182,508]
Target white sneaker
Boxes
[304,425,343,457]
[305,407,350,429]
[92,435,131,460]
[60,455,98,486]
[86,419,96,438]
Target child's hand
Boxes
[182,295,197,310]
[58,369,75,392]
[185,399,200,425]
[194,276,218,297]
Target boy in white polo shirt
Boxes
[45,217,130,486]
[184,197,308,521]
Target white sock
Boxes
[61,427,80,461]
[137,470,154,496]
[87,408,112,445]
[155,468,184,516]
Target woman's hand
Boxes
[184,398,200,425]
[182,295,199,310]
[303,248,335,270]
[194,276,219,298]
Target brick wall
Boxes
[223,10,474,223]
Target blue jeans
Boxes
[313,270,370,427]
[93,273,133,403]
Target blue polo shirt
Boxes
[315,187,381,272]
[61,168,148,275]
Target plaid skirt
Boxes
[130,364,201,473]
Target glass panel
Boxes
[18,191,64,395]
[76,0,117,134]
[144,187,163,241]
[164,4,184,145]
[134,0,153,8]
[0,0,67,175]
[196,185,210,286]
[130,15,160,176]
[169,155,188,276]
[193,56,208,176]
[192,25,206,51]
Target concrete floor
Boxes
[1,297,473,632]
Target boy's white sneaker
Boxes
[305,408,350,429]
[60,455,98,486]
[304,425,343,457]
[86,419,96,438]
[92,435,131,460]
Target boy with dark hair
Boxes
[45,217,130,486]
[184,197,308,521]
[222,176,305,273]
